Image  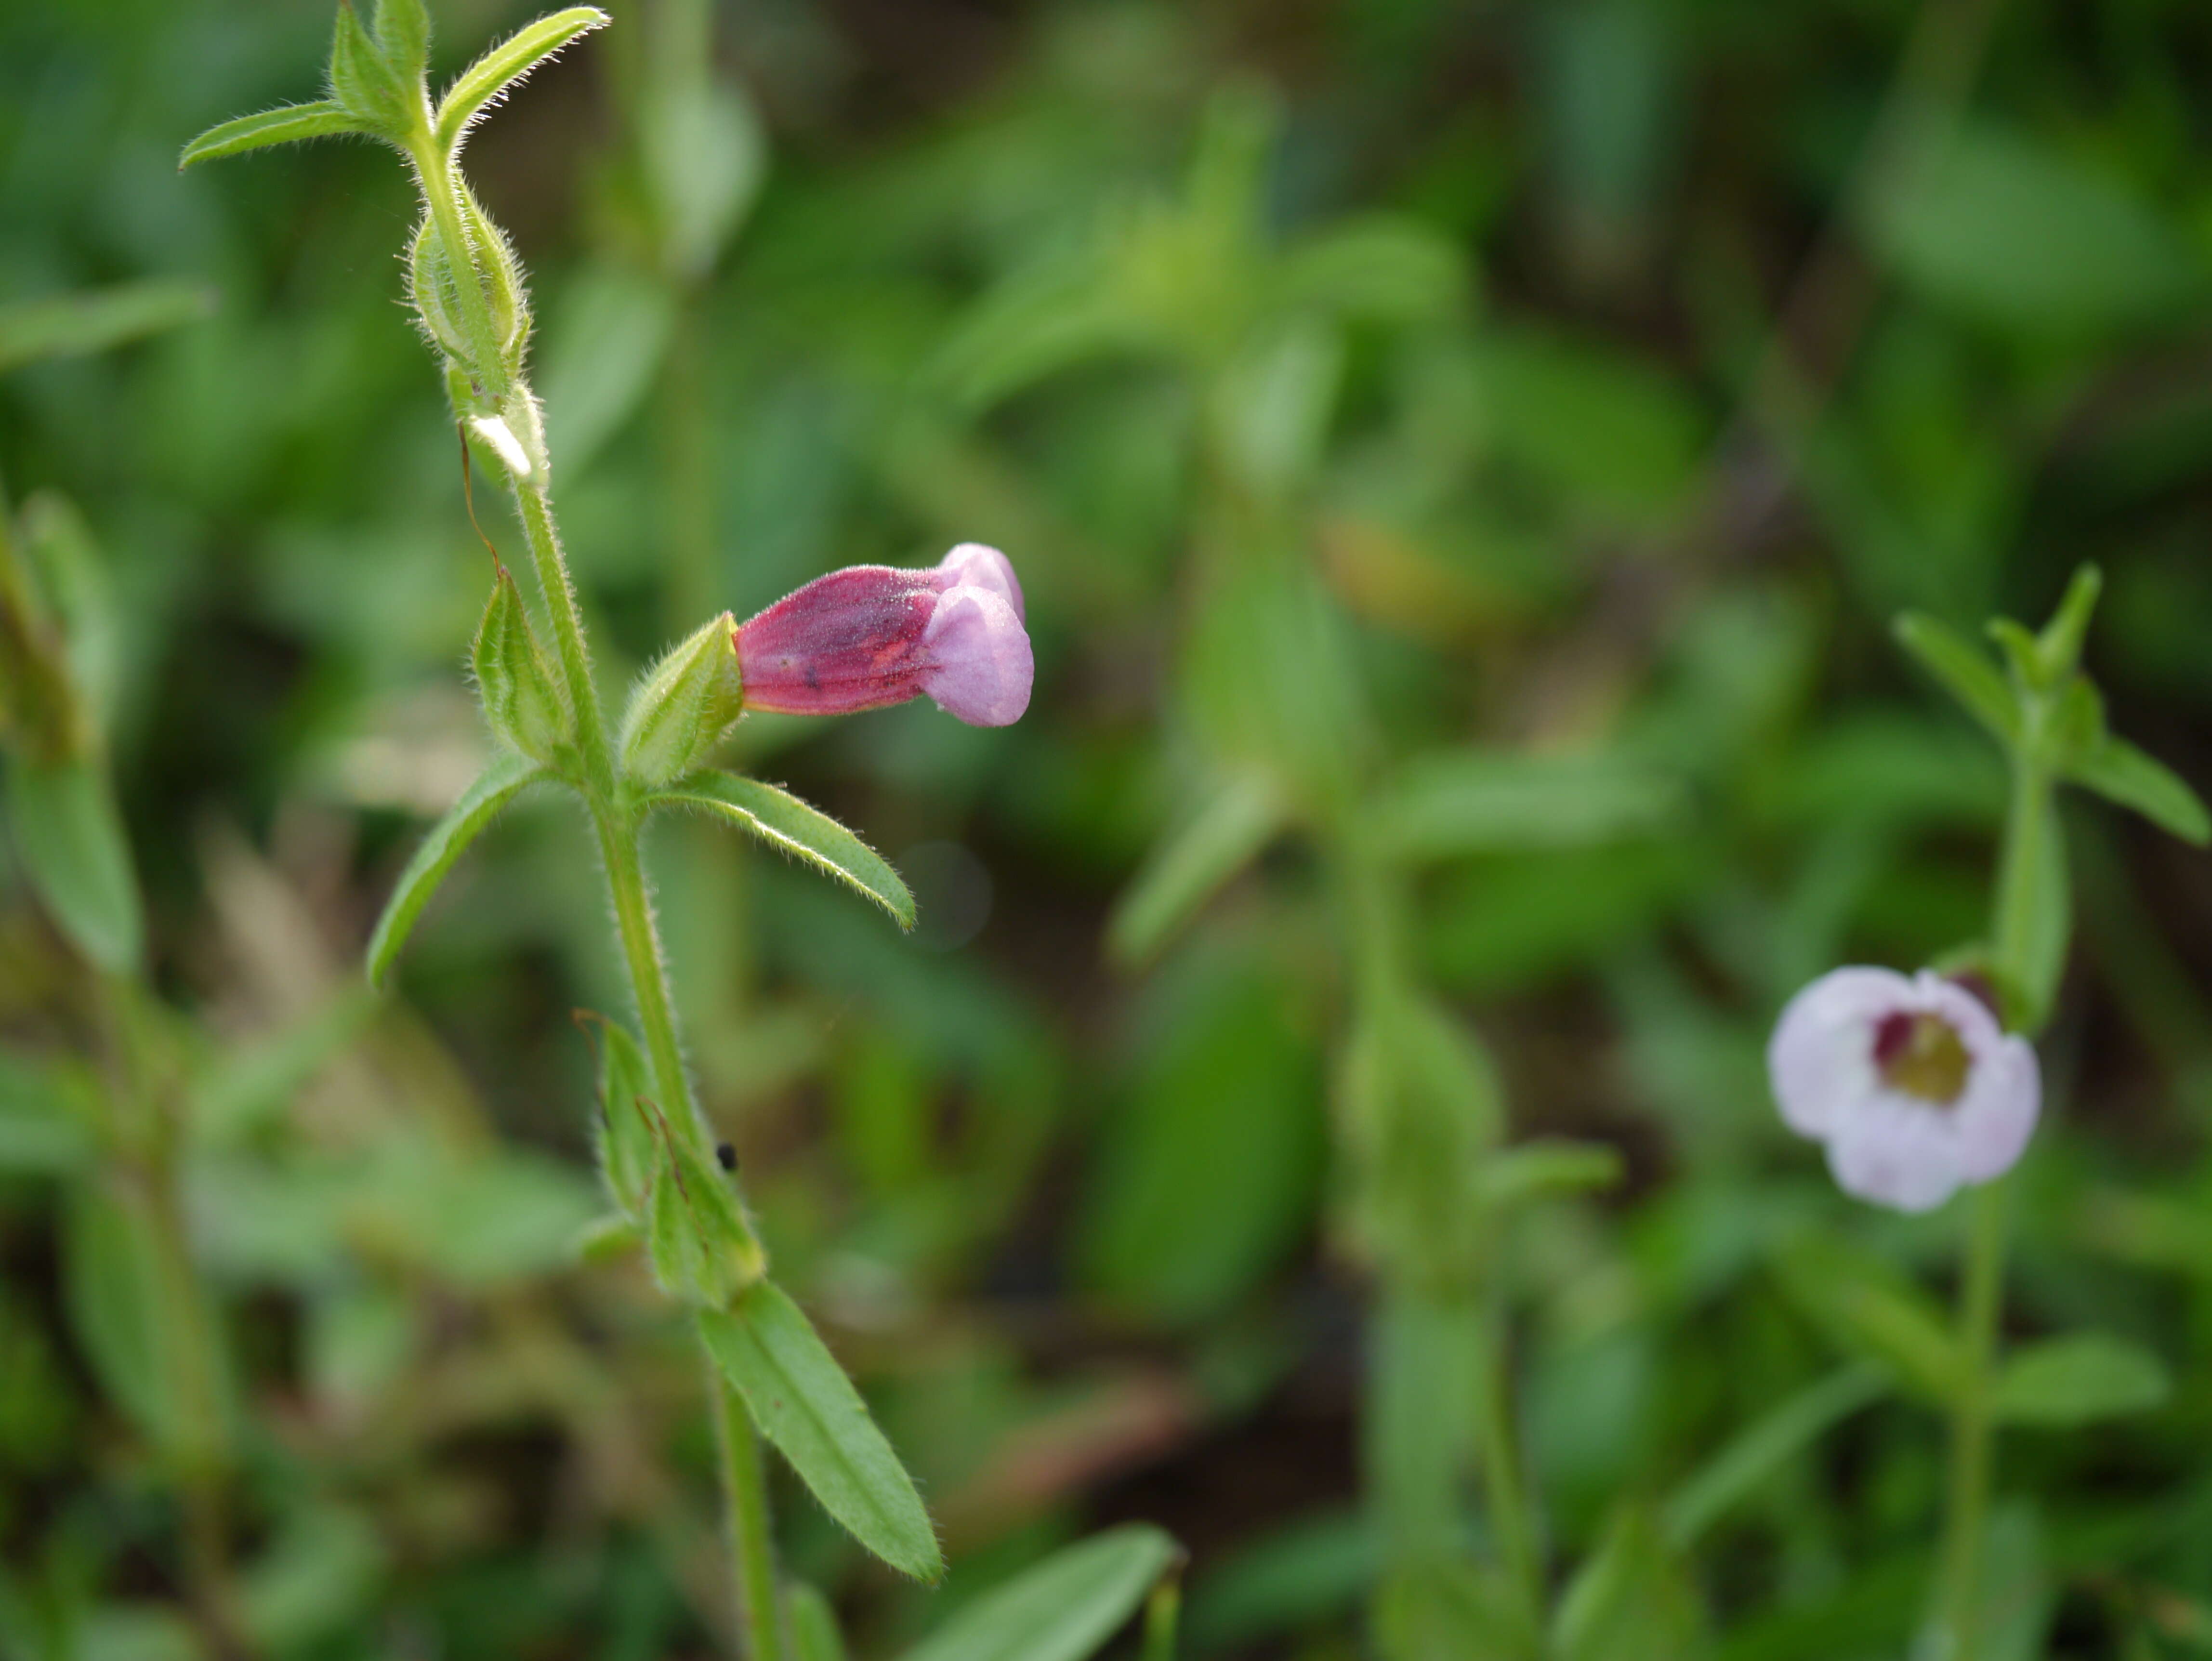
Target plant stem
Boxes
[709,1349,789,1661]
[1475,1280,1542,1633]
[103,976,254,1659]
[513,461,782,1661]
[1336,832,1543,1630]
[591,804,692,1133]
[1935,1179,2006,1661]
[514,478,612,789]
[1991,759,2052,1002]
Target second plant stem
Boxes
[510,418,787,1661]
[1935,757,2052,1660]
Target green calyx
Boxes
[618,613,746,790]
[472,567,573,767]
[637,1095,767,1306]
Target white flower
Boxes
[1767,967,2040,1213]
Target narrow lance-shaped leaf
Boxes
[9,753,143,973]
[434,7,610,155]
[1476,1139,1625,1213]
[1372,751,1683,862]
[699,1283,943,1582]
[1107,774,1283,966]
[365,751,546,988]
[1994,1332,2171,1427]
[0,1049,99,1174]
[650,770,913,930]
[1772,1239,1965,1405]
[2066,734,2210,846]
[1550,1503,1704,1661]
[2032,563,2103,685]
[1662,1364,1886,1547]
[66,1175,232,1469]
[1895,612,2019,746]
[788,1584,850,1661]
[895,1526,1182,1661]
[178,101,364,170]
[0,284,214,375]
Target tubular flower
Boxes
[733,543,1032,727]
[1767,967,2040,1213]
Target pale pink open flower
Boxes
[1767,967,2040,1213]
[734,543,1032,727]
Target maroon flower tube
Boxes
[734,544,1032,727]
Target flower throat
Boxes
[1873,1011,1972,1104]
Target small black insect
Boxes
[716,1142,737,1172]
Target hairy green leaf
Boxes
[699,1283,942,1582]
[651,771,913,930]
[895,1526,1180,1661]
[373,0,431,83]
[434,7,610,155]
[364,751,546,988]
[178,101,363,170]
[328,0,412,132]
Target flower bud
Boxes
[472,567,571,764]
[619,611,746,787]
[405,187,531,381]
[735,542,1032,727]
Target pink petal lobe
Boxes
[918,585,1032,727]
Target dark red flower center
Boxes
[1871,1011,1971,1104]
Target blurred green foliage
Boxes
[6,0,2212,1657]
